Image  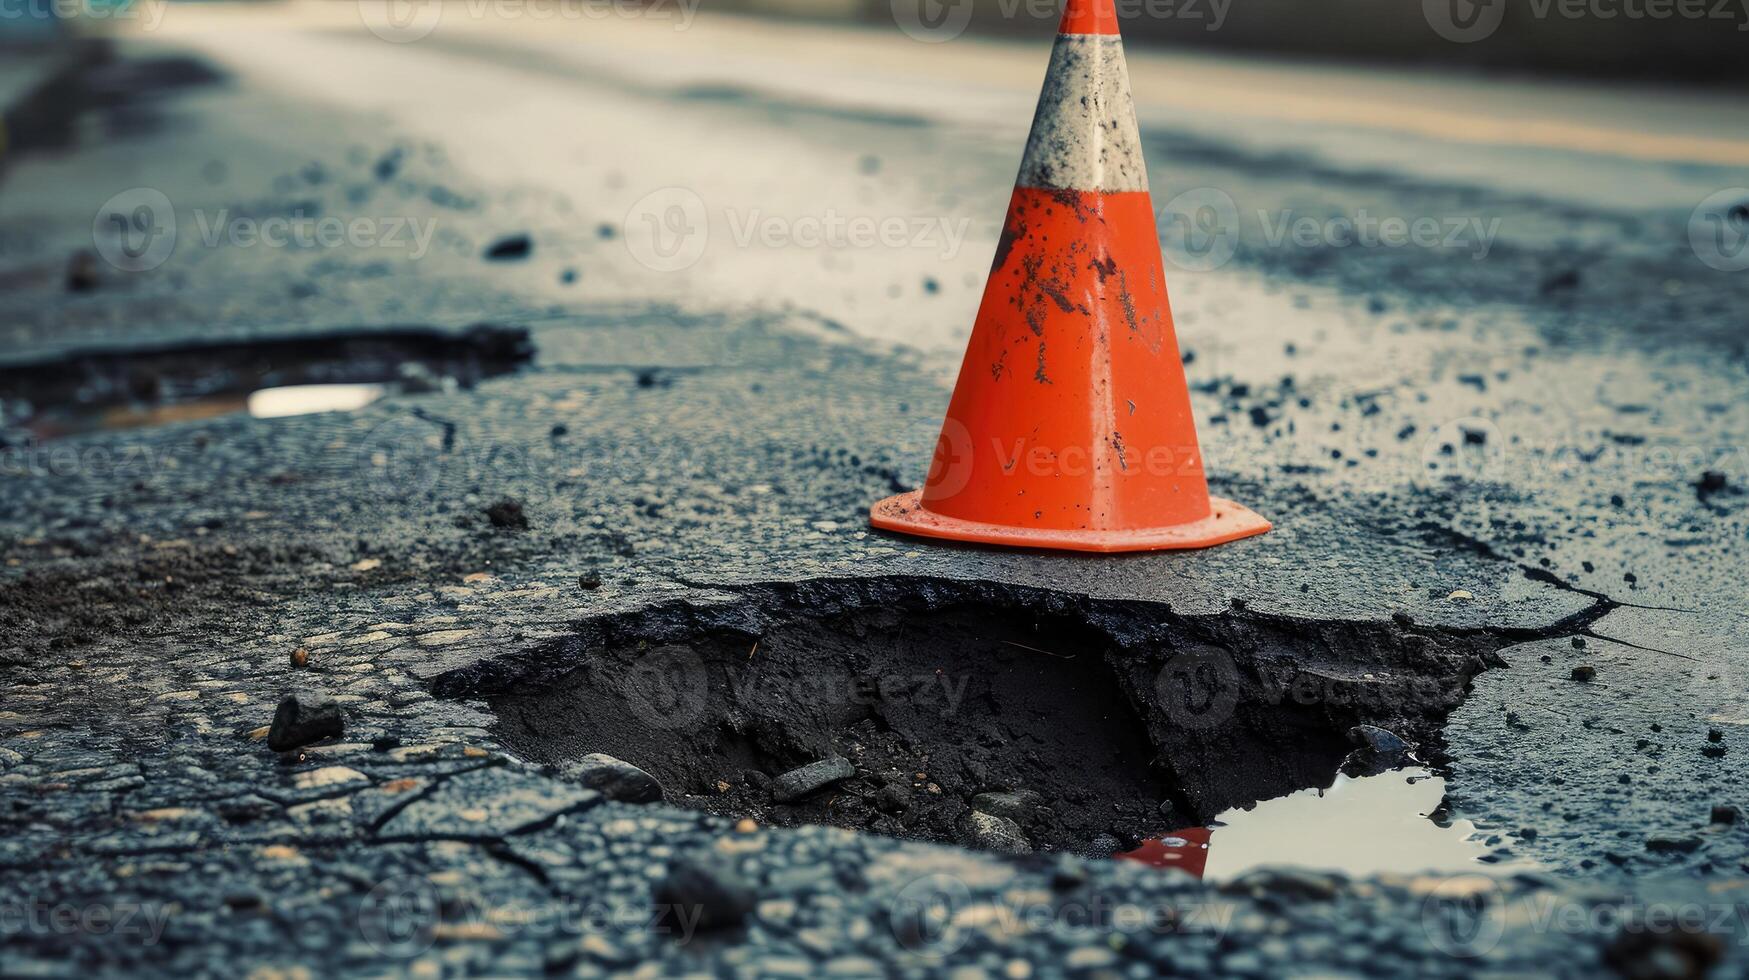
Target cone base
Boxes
[869,491,1271,554]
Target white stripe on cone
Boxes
[1016,34,1148,194]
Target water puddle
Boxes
[1118,767,1527,880]
[245,383,386,419]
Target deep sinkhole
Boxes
[458,577,1522,857]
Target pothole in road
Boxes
[0,324,532,440]
[464,577,1586,860]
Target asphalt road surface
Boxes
[2,3,1748,976]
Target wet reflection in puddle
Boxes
[246,383,385,419]
[1118,767,1526,880]
[19,383,389,439]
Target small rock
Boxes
[1218,868,1342,903]
[289,647,309,670]
[1708,728,1723,743]
[872,782,909,814]
[1572,665,1597,682]
[959,810,1030,853]
[484,234,532,261]
[67,251,100,292]
[484,497,528,530]
[652,855,755,932]
[1083,834,1121,860]
[969,789,1042,822]
[1343,725,1413,775]
[1646,836,1703,855]
[1446,589,1475,601]
[556,753,663,803]
[770,757,855,803]
[1604,925,1723,980]
[1571,637,1587,649]
[266,694,343,751]
[1710,804,1739,825]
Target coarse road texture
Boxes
[2,5,1748,977]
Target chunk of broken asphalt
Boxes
[266,693,343,751]
[970,789,1043,822]
[1572,665,1597,682]
[556,753,664,803]
[653,855,755,932]
[484,497,529,530]
[770,757,855,803]
[483,234,532,260]
[1342,725,1412,776]
[959,810,1031,854]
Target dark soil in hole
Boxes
[495,603,1173,854]
[463,577,1600,856]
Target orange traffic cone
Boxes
[870,0,1270,553]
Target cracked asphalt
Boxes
[2,5,1748,977]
